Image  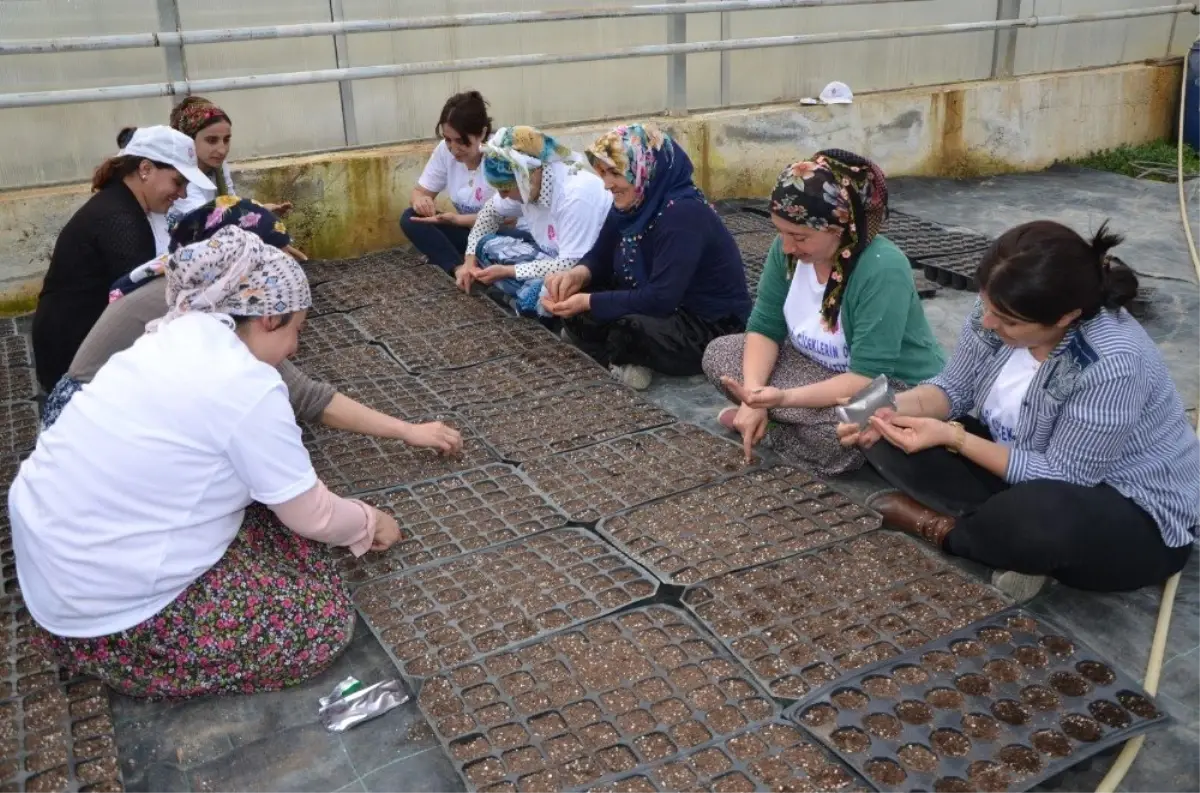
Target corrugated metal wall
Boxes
[0,0,1193,189]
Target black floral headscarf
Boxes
[769,149,888,330]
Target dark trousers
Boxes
[564,309,745,376]
[399,208,470,273]
[864,417,1194,592]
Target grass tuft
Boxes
[1063,140,1200,182]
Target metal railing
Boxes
[1,0,1194,148]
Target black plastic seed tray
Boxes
[302,248,425,286]
[0,369,35,406]
[881,212,993,262]
[0,403,38,456]
[303,412,501,495]
[294,312,373,359]
[312,262,455,312]
[0,320,19,339]
[380,320,562,375]
[290,344,408,388]
[681,533,1011,702]
[0,454,21,493]
[921,251,982,292]
[0,675,124,792]
[302,374,448,440]
[719,211,775,236]
[913,272,941,300]
[329,464,568,586]
[522,424,748,524]
[355,527,659,686]
[418,604,778,793]
[791,609,1170,793]
[0,609,59,702]
[351,293,509,342]
[597,465,882,587]
[589,719,864,792]
[0,337,32,370]
[463,383,676,464]
[422,344,612,408]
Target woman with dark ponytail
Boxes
[842,220,1198,599]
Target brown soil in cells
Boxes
[831,688,869,711]
[983,659,1022,683]
[831,727,871,754]
[1089,700,1132,729]
[934,777,972,792]
[967,760,1012,792]
[1040,635,1075,659]
[931,729,971,758]
[1117,691,1160,720]
[1060,713,1103,742]
[926,688,965,710]
[895,700,934,725]
[922,651,958,673]
[1013,645,1050,669]
[864,713,903,740]
[1049,671,1090,698]
[950,640,985,658]
[1076,660,1116,686]
[1031,730,1072,758]
[962,713,1002,741]
[956,674,991,697]
[801,704,837,728]
[892,665,929,686]
[991,700,1032,726]
[998,744,1043,777]
[898,743,939,773]
[1021,685,1061,711]
[866,758,907,786]
[862,676,900,699]
[978,627,1013,645]
[1006,615,1039,632]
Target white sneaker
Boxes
[991,570,1049,602]
[610,364,653,391]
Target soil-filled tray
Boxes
[522,424,747,524]
[329,464,568,586]
[304,413,501,495]
[881,213,993,262]
[718,211,775,236]
[0,403,38,456]
[681,533,1011,701]
[597,465,882,586]
[791,609,1171,792]
[463,384,676,464]
[302,375,448,439]
[0,320,19,340]
[295,312,373,359]
[290,344,409,388]
[0,676,124,792]
[0,337,32,370]
[354,527,659,684]
[422,345,612,408]
[913,273,941,300]
[0,369,36,406]
[380,320,562,375]
[303,248,425,286]
[922,252,982,292]
[351,293,510,342]
[589,720,863,792]
[312,262,455,312]
[0,610,60,702]
[0,454,22,494]
[418,604,778,793]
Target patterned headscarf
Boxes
[109,197,289,303]
[170,97,232,195]
[150,225,310,332]
[586,124,707,287]
[481,126,582,204]
[769,149,889,330]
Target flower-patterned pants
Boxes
[35,505,355,699]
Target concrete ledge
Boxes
[0,61,1181,301]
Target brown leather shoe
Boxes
[870,492,956,547]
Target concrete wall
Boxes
[0,59,1182,304]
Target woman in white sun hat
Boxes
[32,125,214,393]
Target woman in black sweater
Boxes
[32,126,213,392]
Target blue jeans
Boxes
[399,207,470,273]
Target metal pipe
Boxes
[0,5,1193,109]
[0,0,938,55]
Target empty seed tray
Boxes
[379,320,562,375]
[422,345,612,408]
[0,337,32,370]
[0,369,35,406]
[881,213,993,262]
[291,344,409,388]
[589,720,863,792]
[418,604,778,793]
[522,424,747,524]
[0,403,38,456]
[294,312,373,359]
[311,262,455,312]
[597,465,882,586]
[0,676,124,792]
[0,609,60,702]
[922,252,982,292]
[791,609,1170,792]
[681,533,1011,701]
[302,374,448,439]
[354,527,658,684]
[329,463,568,586]
[463,383,676,464]
[304,413,500,495]
[351,293,509,342]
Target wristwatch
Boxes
[946,421,966,454]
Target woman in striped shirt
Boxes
[838,220,1197,599]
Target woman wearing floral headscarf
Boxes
[703,150,944,475]
[12,226,405,699]
[542,124,751,390]
[455,126,611,314]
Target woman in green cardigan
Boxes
[702,149,944,475]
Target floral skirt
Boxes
[40,375,83,430]
[35,505,356,699]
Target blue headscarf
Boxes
[586,124,706,287]
[481,125,581,204]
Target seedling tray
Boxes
[881,213,992,262]
[302,374,448,439]
[351,293,509,341]
[681,533,1011,701]
[422,345,612,408]
[379,320,562,375]
[303,412,500,495]
[791,609,1171,792]
[0,403,38,456]
[0,320,19,339]
[311,262,455,312]
[0,369,36,406]
[922,252,981,292]
[719,211,775,236]
[354,527,658,685]
[303,248,425,285]
[0,675,124,792]
[0,454,21,494]
[0,609,60,702]
[290,344,408,388]
[597,465,882,586]
[0,337,32,370]
[328,464,568,586]
[294,312,372,359]
[521,424,747,524]
[913,273,940,300]
[589,720,863,792]
[417,604,778,793]
[463,383,676,464]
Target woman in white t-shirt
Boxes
[11,226,404,699]
[455,126,612,317]
[400,91,500,273]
